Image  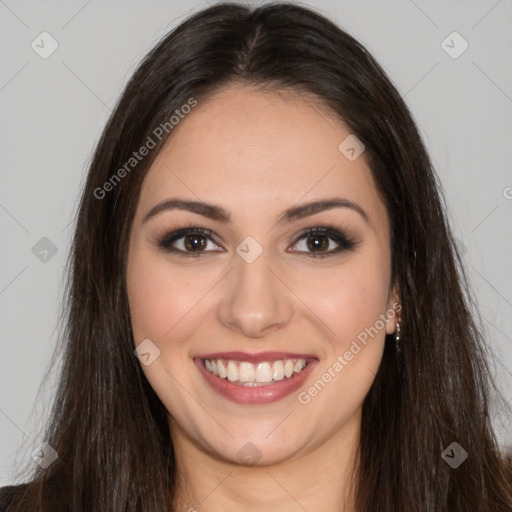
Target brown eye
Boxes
[157,228,221,255]
[305,233,330,252]
[182,233,208,252]
[289,226,358,257]
[156,225,358,258]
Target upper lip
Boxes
[195,351,318,364]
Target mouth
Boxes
[194,351,318,404]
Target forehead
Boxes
[136,85,388,233]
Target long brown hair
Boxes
[6,2,512,510]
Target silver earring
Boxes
[395,321,401,353]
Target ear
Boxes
[385,281,402,335]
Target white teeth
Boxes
[272,360,285,380]
[217,360,227,379]
[239,362,255,382]
[203,357,308,384]
[226,361,239,382]
[255,362,273,383]
[284,360,294,378]
[294,360,306,373]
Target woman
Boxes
[1,2,511,511]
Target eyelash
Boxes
[154,224,358,258]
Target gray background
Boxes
[1,0,511,485]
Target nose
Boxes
[216,249,295,339]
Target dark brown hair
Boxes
[5,2,512,511]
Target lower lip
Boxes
[194,358,318,405]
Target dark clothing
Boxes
[0,482,69,511]
[0,484,26,511]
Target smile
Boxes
[194,351,318,404]
[203,358,307,386]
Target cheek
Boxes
[295,253,390,419]
[126,246,204,414]
[126,245,199,350]
[296,249,391,351]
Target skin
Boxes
[126,84,401,512]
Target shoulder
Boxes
[0,484,28,511]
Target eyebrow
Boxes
[142,197,369,225]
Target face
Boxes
[126,84,400,467]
